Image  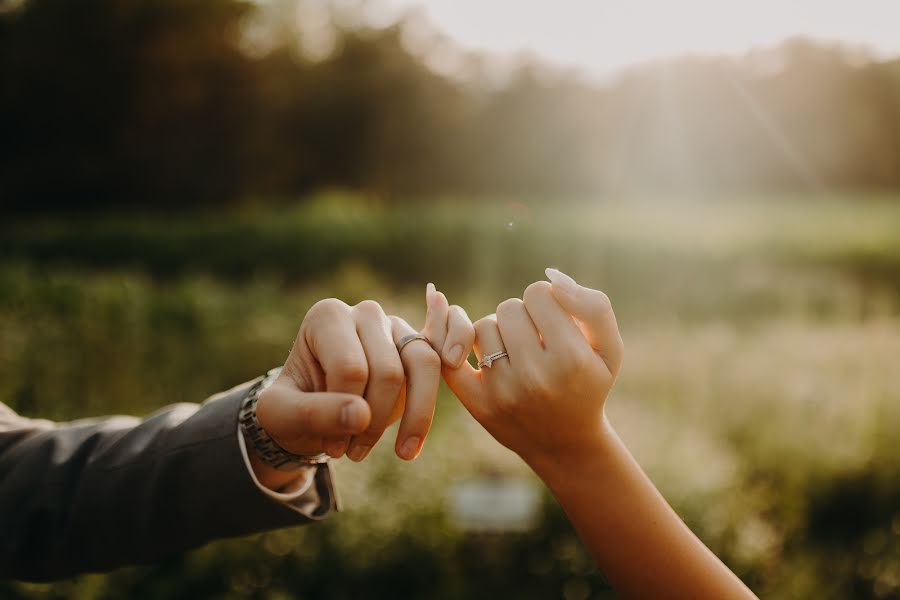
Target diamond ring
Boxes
[477,351,509,369]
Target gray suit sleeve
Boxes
[0,381,331,582]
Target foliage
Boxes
[3,1,900,214]
[4,193,900,317]
[1,197,900,598]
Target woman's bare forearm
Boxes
[436,271,758,599]
[528,417,757,600]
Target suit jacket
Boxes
[0,380,331,581]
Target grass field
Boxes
[2,194,899,599]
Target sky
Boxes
[377,0,900,78]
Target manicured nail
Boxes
[325,439,346,458]
[347,444,371,462]
[545,267,577,295]
[341,402,367,431]
[426,282,436,307]
[399,436,421,460]
[446,344,464,367]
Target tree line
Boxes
[2,0,900,215]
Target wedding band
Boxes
[478,351,509,369]
[397,334,430,353]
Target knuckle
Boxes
[496,298,523,321]
[333,358,369,385]
[519,369,551,399]
[523,280,553,305]
[473,316,497,336]
[450,304,468,317]
[449,305,473,326]
[308,298,348,319]
[353,299,384,318]
[388,315,407,329]
[372,360,405,386]
[592,290,613,315]
[408,345,441,371]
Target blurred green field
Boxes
[2,195,900,599]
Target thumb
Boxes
[440,362,485,420]
[545,268,624,375]
[257,379,372,439]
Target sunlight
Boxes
[722,69,825,190]
[385,0,900,78]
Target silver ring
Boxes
[477,351,509,369]
[397,334,430,353]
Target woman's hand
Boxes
[431,271,756,599]
[441,268,624,468]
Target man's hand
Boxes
[250,298,441,488]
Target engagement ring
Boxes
[478,351,509,369]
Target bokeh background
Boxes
[3,0,900,598]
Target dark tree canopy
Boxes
[2,1,900,215]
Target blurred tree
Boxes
[2,0,900,216]
[0,0,257,213]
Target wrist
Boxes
[239,368,327,492]
[522,414,620,493]
[239,368,329,470]
[245,440,306,492]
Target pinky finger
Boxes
[442,305,475,369]
[421,283,449,356]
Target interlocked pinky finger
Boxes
[442,305,475,369]
[421,283,450,357]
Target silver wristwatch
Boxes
[239,367,329,471]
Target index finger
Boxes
[390,315,441,460]
[522,280,590,353]
[302,300,371,457]
[545,268,624,376]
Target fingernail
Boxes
[446,344,464,367]
[399,436,421,460]
[347,444,371,462]
[545,267,577,295]
[426,282,436,306]
[341,402,367,431]
[325,439,346,458]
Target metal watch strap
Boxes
[239,367,329,471]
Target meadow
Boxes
[2,194,899,599]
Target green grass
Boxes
[5,193,900,296]
[2,193,900,598]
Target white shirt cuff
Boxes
[236,426,333,520]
